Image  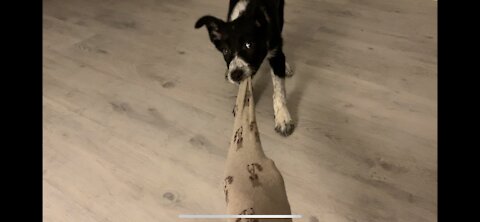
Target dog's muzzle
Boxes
[226,56,254,84]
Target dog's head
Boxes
[195,14,268,84]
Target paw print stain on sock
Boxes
[232,104,238,117]
[249,121,256,131]
[233,126,243,150]
[249,121,261,143]
[247,163,263,187]
[236,208,258,222]
[255,131,261,143]
[243,82,251,108]
[224,176,233,204]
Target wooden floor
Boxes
[43,0,437,221]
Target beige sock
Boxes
[223,77,292,222]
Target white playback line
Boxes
[179,214,302,219]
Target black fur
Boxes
[195,0,295,137]
[195,0,287,82]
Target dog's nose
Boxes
[230,69,244,82]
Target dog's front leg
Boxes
[268,50,294,136]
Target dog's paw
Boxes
[285,62,294,77]
[275,119,295,136]
[273,101,294,136]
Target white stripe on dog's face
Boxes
[230,0,249,21]
[227,55,253,84]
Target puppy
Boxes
[195,0,295,136]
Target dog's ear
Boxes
[195,15,225,41]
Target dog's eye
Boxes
[244,42,251,49]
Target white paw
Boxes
[285,62,294,77]
[275,118,295,136]
[274,106,295,136]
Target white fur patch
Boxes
[230,0,249,21]
[227,55,253,84]
[271,70,287,114]
[271,70,293,131]
[285,62,294,77]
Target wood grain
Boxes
[43,0,437,221]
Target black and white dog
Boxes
[195,0,294,136]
